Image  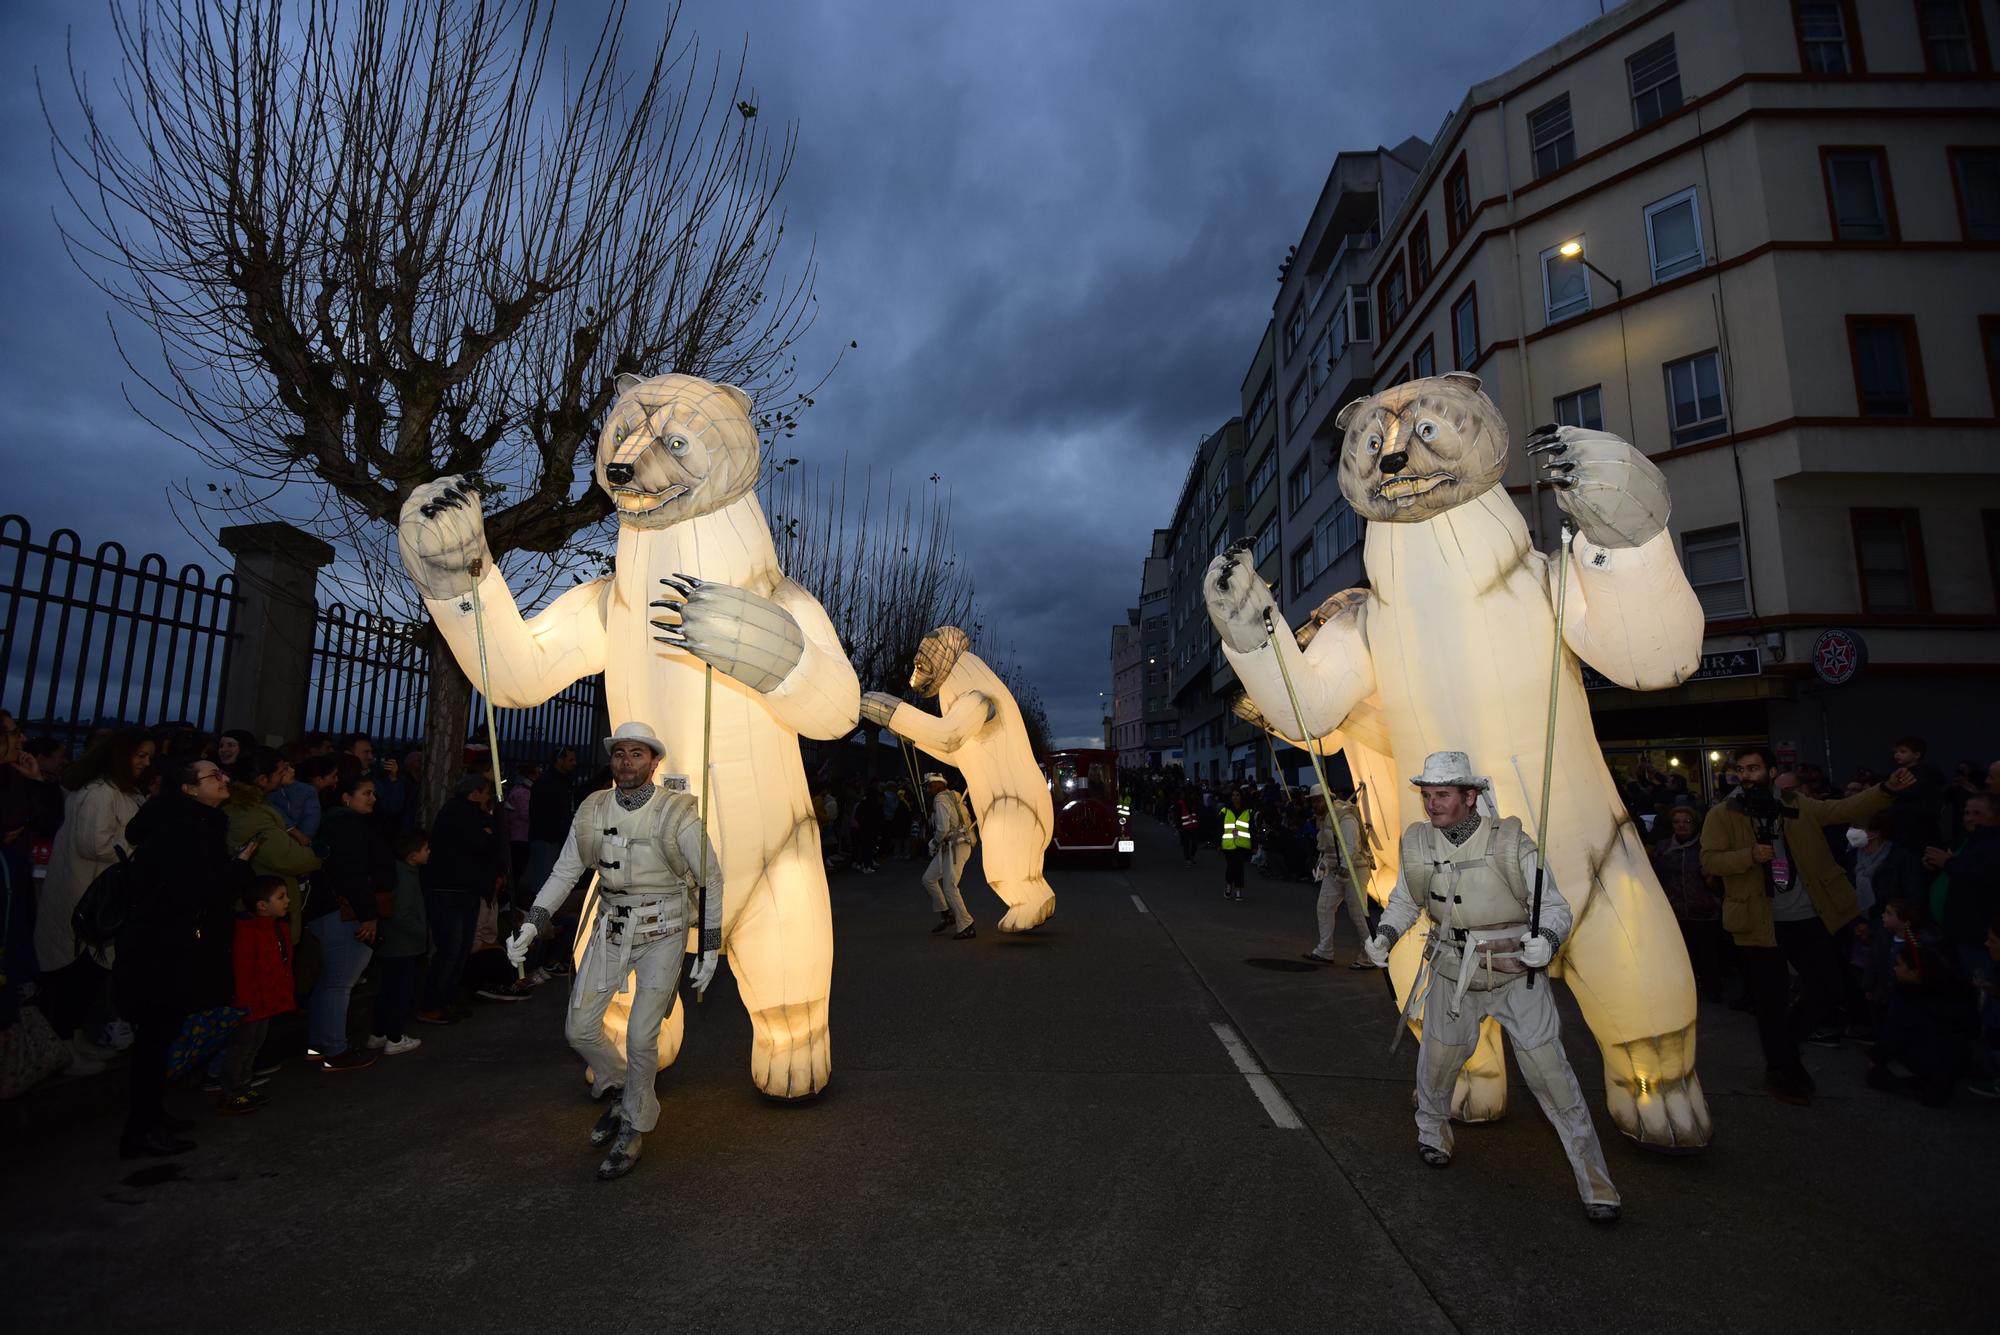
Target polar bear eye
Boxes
[1365,432,1383,453]
[612,427,626,444]
[667,435,689,456]
[1417,419,1439,443]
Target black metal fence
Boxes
[2,513,602,763]
[306,601,602,764]
[0,514,237,752]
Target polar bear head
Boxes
[595,372,761,529]
[909,625,971,698]
[1333,372,1507,524]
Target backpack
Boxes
[71,846,137,953]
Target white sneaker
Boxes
[365,1035,388,1050]
[382,1036,423,1056]
[100,1019,135,1052]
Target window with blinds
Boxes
[1645,186,1705,281]
[1683,525,1748,618]
[1555,385,1605,431]
[1627,37,1683,127]
[1796,2,1854,74]
[1530,96,1576,178]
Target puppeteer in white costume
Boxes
[1205,372,1712,1150]
[396,372,860,1101]
[506,723,724,1180]
[1364,753,1621,1222]
[862,626,1057,934]
[919,771,978,939]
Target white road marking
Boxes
[1130,894,1149,914]
[1211,1022,1303,1130]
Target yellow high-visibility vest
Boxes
[1220,807,1252,850]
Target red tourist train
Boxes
[1039,748,1134,867]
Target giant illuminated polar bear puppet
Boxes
[1205,372,1711,1149]
[396,372,858,1099]
[861,626,1057,931]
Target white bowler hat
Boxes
[923,772,947,784]
[1409,751,1489,788]
[603,721,666,758]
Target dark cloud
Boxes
[1,0,1604,744]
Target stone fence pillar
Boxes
[218,523,336,745]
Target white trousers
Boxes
[923,843,974,930]
[564,931,680,1134]
[1414,972,1620,1207]
[1313,873,1371,958]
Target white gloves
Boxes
[1519,933,1554,969]
[1364,933,1392,968]
[687,950,718,994]
[505,921,539,967]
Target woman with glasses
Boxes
[114,754,259,1158]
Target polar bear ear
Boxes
[1442,372,1482,393]
[613,372,646,398]
[716,383,755,418]
[1334,398,1368,432]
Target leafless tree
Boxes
[47,0,826,815]
[764,459,1057,763]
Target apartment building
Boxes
[1219,323,1283,777]
[1351,0,2000,791]
[1160,420,1246,782]
[1109,608,1144,769]
[1270,139,1430,628]
[1137,529,1176,768]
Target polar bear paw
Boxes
[1450,1049,1509,1124]
[1601,1034,1712,1149]
[998,893,1056,933]
[750,1000,831,1101]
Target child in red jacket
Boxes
[220,875,295,1114]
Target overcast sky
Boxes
[0,0,1607,745]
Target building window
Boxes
[1950,149,2000,240]
[1413,337,1436,380]
[1290,540,1315,593]
[1246,372,1275,435]
[1247,446,1277,504]
[1529,95,1576,179]
[1252,514,1278,566]
[1846,315,1928,417]
[1664,350,1728,445]
[1389,363,1412,387]
[1314,503,1360,573]
[1408,216,1432,294]
[1284,299,1307,357]
[1985,511,2000,611]
[1627,36,1683,128]
[1554,385,1604,430]
[1287,460,1311,515]
[1794,1,1863,73]
[1348,285,1373,342]
[1540,241,1591,324]
[1285,376,1309,436]
[1445,155,1472,244]
[1919,0,1988,73]
[1644,186,1705,282]
[1451,285,1480,370]
[1683,525,1749,618]
[1380,264,1408,333]
[1821,148,1896,240]
[1850,509,1929,612]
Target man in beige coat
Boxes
[1701,744,1913,1105]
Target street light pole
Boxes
[1559,239,1634,444]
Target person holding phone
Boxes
[113,755,260,1158]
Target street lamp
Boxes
[1557,237,1622,297]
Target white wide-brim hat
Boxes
[1409,751,1489,789]
[603,721,666,758]
[1306,782,1327,799]
[923,772,947,784]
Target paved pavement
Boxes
[5,822,1993,1332]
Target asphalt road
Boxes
[5,824,1992,1333]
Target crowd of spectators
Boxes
[0,711,603,1157]
[1123,731,2000,1108]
